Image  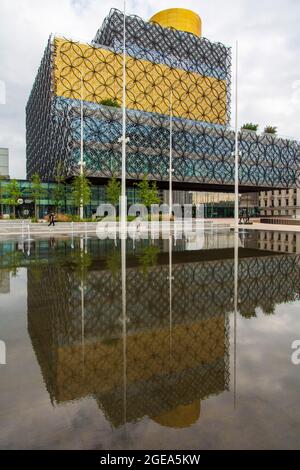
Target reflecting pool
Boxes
[0,230,300,449]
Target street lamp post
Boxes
[118,0,129,237]
[169,89,173,219]
[234,40,239,233]
[79,69,85,220]
[233,42,239,408]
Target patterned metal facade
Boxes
[26,8,300,190]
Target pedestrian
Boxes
[48,211,55,227]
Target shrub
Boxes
[55,213,72,222]
[264,126,277,135]
[241,123,259,132]
[100,98,120,108]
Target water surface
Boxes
[0,230,300,449]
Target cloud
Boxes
[0,0,299,178]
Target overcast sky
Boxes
[0,0,300,179]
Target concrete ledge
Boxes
[235,222,300,232]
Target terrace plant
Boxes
[241,123,259,132]
[100,98,120,108]
[263,126,277,135]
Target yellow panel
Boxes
[150,8,202,37]
[54,37,227,125]
[152,401,201,428]
[55,316,226,402]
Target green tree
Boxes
[29,173,45,219]
[71,173,91,218]
[106,176,121,206]
[4,179,22,218]
[106,250,121,279]
[134,177,160,209]
[0,175,6,217]
[53,163,66,210]
[69,250,92,282]
[0,250,23,277]
[139,245,160,274]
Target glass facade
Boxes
[0,180,142,218]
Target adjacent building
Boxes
[259,188,300,218]
[0,148,9,178]
[257,230,300,253]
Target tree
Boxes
[1,250,23,277]
[106,250,121,279]
[241,123,259,132]
[4,179,22,218]
[53,163,66,210]
[134,177,160,209]
[139,245,160,274]
[71,173,91,218]
[106,176,121,206]
[69,250,92,282]
[29,173,45,219]
[0,175,6,217]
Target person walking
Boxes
[48,211,55,227]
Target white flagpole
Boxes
[169,89,173,219]
[80,71,84,219]
[234,40,239,233]
[233,40,239,409]
[119,0,127,236]
[121,0,127,429]
[122,232,127,427]
[233,229,239,409]
[169,234,173,368]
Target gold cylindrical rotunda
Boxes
[152,401,201,428]
[149,8,202,37]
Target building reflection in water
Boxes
[4,231,298,429]
[0,269,10,293]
